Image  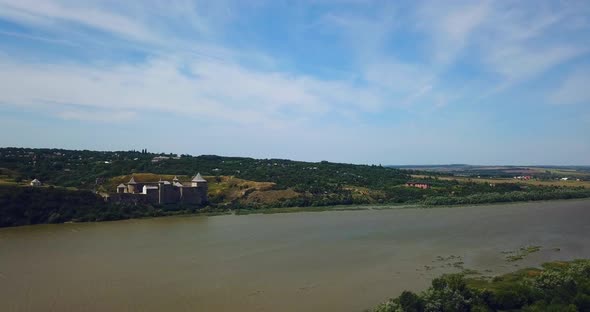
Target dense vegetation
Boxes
[372,260,590,312]
[0,185,203,227]
[0,147,408,190]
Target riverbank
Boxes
[2,180,590,227]
[230,197,590,216]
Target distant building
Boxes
[151,156,170,163]
[111,173,208,205]
[405,182,431,189]
[151,155,181,163]
[30,179,42,187]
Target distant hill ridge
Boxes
[0,147,409,190]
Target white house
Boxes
[30,179,42,187]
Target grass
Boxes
[465,259,589,291]
[466,267,543,291]
[461,269,481,275]
[504,245,542,262]
[0,179,19,186]
[234,205,367,215]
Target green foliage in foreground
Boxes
[372,260,590,312]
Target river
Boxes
[1,199,589,311]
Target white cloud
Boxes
[416,0,491,64]
[0,30,81,47]
[484,45,586,95]
[57,110,137,122]
[475,1,589,95]
[0,0,155,42]
[0,54,388,126]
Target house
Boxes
[405,182,431,189]
[30,179,42,187]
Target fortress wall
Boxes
[111,182,207,206]
[180,187,207,205]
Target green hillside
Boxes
[1,147,590,224]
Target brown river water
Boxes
[1,199,589,312]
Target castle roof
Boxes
[192,173,207,182]
[32,178,40,183]
[173,175,179,181]
[128,176,137,184]
[117,183,126,188]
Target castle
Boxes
[113,173,208,205]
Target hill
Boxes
[0,147,409,191]
[1,147,590,227]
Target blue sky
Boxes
[0,0,589,165]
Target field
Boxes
[411,174,590,188]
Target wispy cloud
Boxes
[549,68,590,105]
[57,110,137,122]
[0,29,81,47]
[0,0,155,42]
[0,55,388,126]
[416,0,491,65]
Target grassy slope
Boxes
[105,173,291,206]
[105,173,389,207]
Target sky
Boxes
[0,0,589,165]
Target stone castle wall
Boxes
[110,182,207,206]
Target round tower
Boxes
[127,176,137,193]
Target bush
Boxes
[371,260,590,312]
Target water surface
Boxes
[1,200,589,311]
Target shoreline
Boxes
[2,197,589,229]
[227,196,590,216]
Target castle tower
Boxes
[127,176,137,193]
[191,173,207,188]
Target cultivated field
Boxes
[411,174,590,188]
